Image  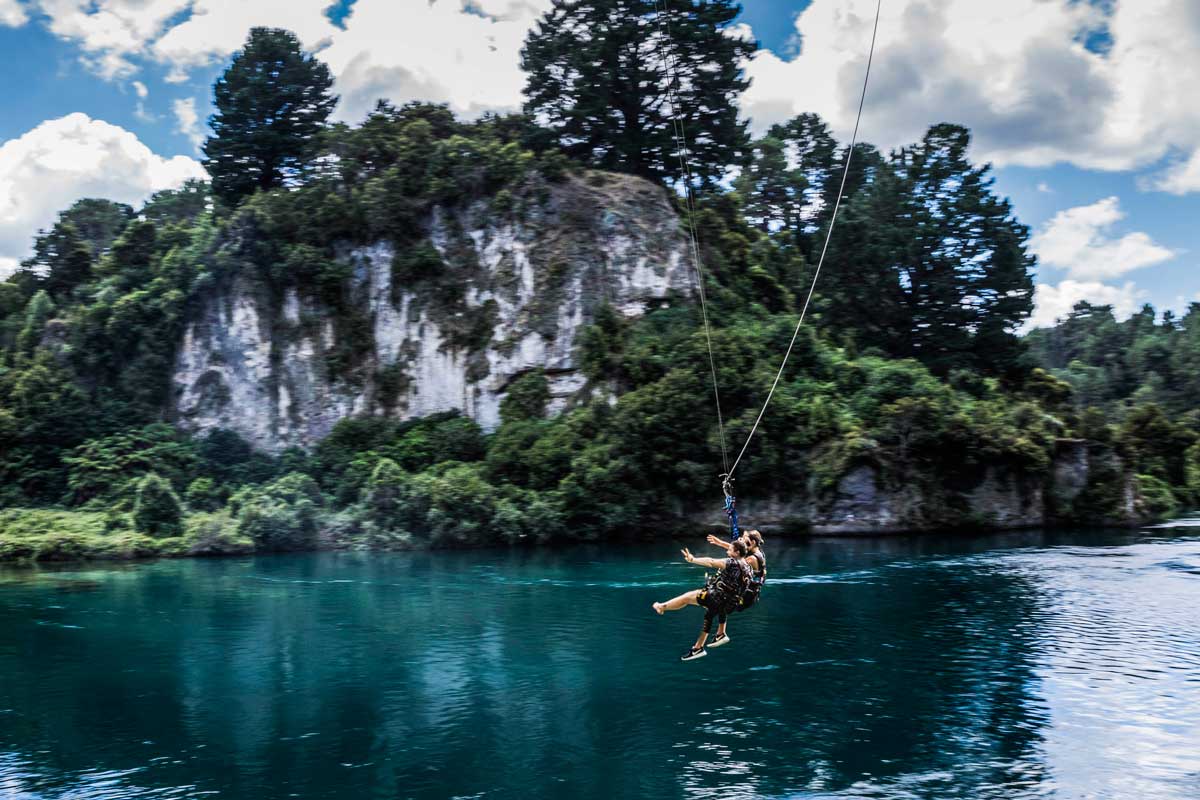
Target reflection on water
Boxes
[2,527,1199,799]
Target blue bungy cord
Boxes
[724,494,740,540]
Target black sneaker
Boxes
[708,632,730,648]
[680,646,707,661]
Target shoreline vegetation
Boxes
[4,23,1200,565]
[1,507,1193,568]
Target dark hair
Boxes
[730,539,748,557]
[745,530,763,548]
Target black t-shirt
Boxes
[717,557,752,596]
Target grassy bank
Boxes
[0,508,253,564]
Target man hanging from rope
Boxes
[652,538,753,661]
[703,529,766,648]
[652,483,754,661]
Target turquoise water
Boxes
[2,525,1200,799]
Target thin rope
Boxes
[725,0,882,481]
[655,0,729,474]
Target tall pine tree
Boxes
[819,124,1035,375]
[203,28,337,206]
[521,0,755,188]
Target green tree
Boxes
[735,113,847,249]
[57,199,134,258]
[132,472,184,538]
[15,290,55,356]
[521,0,755,187]
[141,179,211,226]
[203,27,337,206]
[234,472,322,551]
[20,224,92,301]
[821,124,1035,376]
[63,424,201,505]
[500,369,550,423]
[363,457,406,527]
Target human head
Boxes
[727,539,748,558]
[737,530,762,552]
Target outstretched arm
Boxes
[681,548,725,569]
[706,534,732,550]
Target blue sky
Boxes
[0,0,1196,327]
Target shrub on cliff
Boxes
[132,473,184,538]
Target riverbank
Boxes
[0,508,253,563]
[0,501,1180,566]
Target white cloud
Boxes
[31,0,337,80]
[1149,149,1200,194]
[0,112,205,268]
[131,79,147,98]
[1037,182,1052,194]
[29,0,551,121]
[26,0,1200,197]
[0,0,28,27]
[150,0,338,76]
[739,0,1200,182]
[1029,196,1175,280]
[34,0,192,78]
[1027,279,1146,329]
[323,0,552,123]
[172,97,203,149]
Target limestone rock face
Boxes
[691,442,1138,535]
[171,172,691,451]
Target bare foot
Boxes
[652,602,664,615]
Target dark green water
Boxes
[3,525,1200,799]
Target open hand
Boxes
[706,534,722,547]
[681,548,694,563]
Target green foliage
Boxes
[736,114,841,249]
[1184,442,1200,505]
[15,289,55,356]
[141,180,211,227]
[234,472,322,551]
[63,424,200,505]
[385,413,486,471]
[3,39,1195,562]
[500,369,550,423]
[204,28,337,206]
[132,473,184,538]
[184,510,253,555]
[185,477,224,512]
[1135,474,1179,519]
[520,0,755,188]
[362,457,406,526]
[197,429,278,485]
[1028,301,1200,422]
[816,124,1034,376]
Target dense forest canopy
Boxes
[1,15,1197,561]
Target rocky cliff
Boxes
[169,170,1156,535]
[687,439,1148,534]
[171,171,691,451]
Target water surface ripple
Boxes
[2,527,1199,799]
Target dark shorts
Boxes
[698,586,736,614]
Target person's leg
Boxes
[693,607,718,650]
[653,589,700,615]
